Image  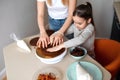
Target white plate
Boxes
[67,61,103,80]
[32,67,62,80]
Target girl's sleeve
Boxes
[64,25,94,48]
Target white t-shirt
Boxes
[37,0,68,19]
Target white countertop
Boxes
[3,35,111,80]
[114,2,120,23]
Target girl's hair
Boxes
[73,2,94,26]
[47,0,68,6]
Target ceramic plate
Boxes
[67,61,102,80]
[32,67,62,80]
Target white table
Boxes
[3,35,111,80]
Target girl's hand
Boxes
[37,32,50,48]
[50,31,64,46]
[47,44,64,52]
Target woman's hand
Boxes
[50,31,64,46]
[37,32,50,48]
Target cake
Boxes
[30,30,66,58]
[30,30,55,46]
[30,37,39,46]
[36,47,65,58]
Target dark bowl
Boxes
[70,47,87,60]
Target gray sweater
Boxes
[64,23,95,51]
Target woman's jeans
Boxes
[49,16,66,31]
[48,16,73,39]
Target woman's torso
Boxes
[46,0,68,19]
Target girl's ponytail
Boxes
[86,2,92,10]
[86,2,94,26]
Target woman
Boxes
[37,0,77,48]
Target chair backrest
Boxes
[94,38,120,79]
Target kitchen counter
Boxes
[3,35,111,80]
[114,2,120,23]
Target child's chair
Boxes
[94,38,120,80]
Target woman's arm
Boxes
[37,1,50,48]
[50,0,77,46]
[59,0,77,34]
[37,1,46,33]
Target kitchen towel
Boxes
[76,63,93,80]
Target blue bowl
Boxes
[70,47,87,60]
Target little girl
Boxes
[47,2,95,58]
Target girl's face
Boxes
[73,16,90,30]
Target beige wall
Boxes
[114,0,120,1]
[77,0,114,38]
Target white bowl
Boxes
[35,48,67,64]
[69,47,87,60]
